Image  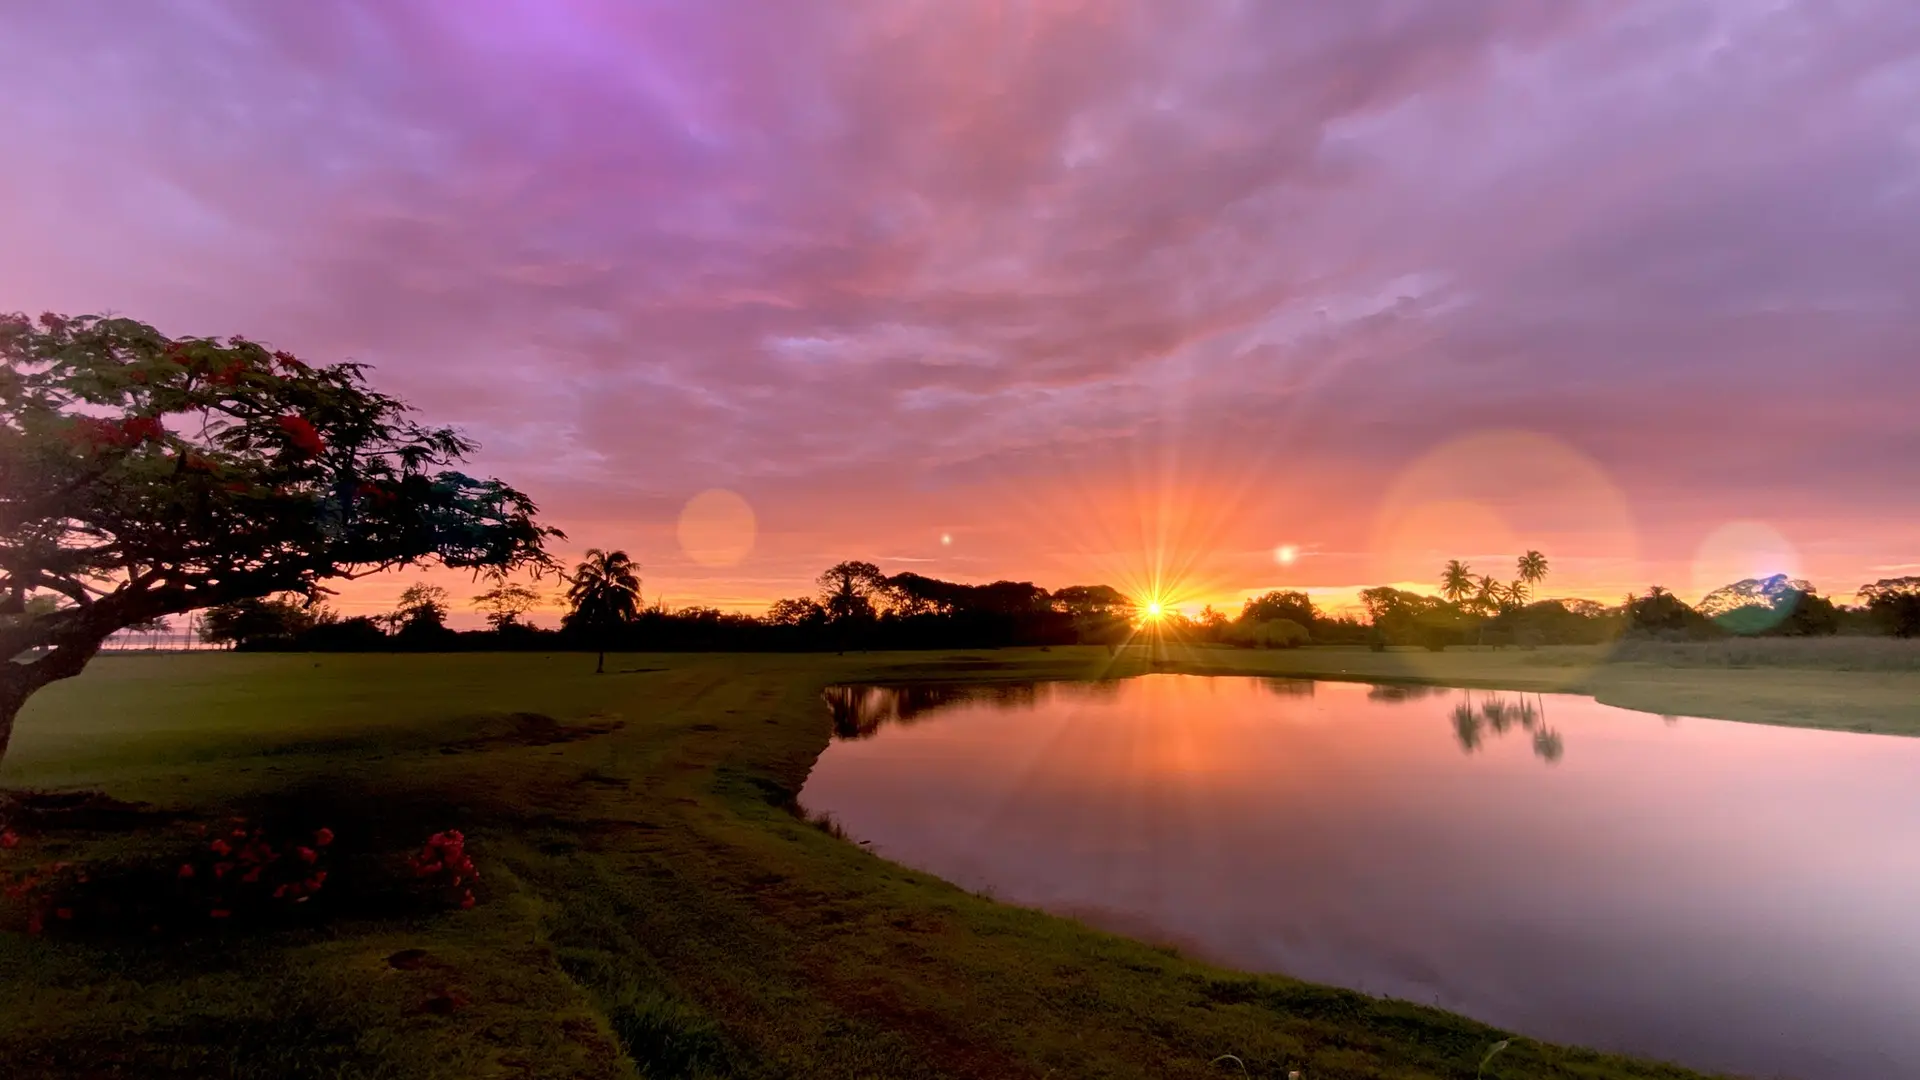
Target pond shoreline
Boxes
[804,671,1920,1080]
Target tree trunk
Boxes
[0,633,107,771]
[595,649,605,675]
[0,675,26,772]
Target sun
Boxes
[1143,600,1164,620]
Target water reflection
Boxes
[1366,682,1443,703]
[824,676,1312,739]
[1446,691,1566,763]
[822,683,1048,738]
[1262,678,1316,698]
[802,675,1920,1080]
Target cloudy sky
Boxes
[3,1,1916,620]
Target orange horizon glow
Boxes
[302,419,1889,631]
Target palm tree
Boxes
[1467,574,1506,648]
[1517,550,1549,607]
[564,548,641,673]
[1441,560,1475,607]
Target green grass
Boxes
[9,642,1905,1078]
[1600,635,1920,672]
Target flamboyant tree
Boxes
[0,312,562,762]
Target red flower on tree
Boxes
[66,415,165,451]
[120,416,165,443]
[276,415,326,456]
[1,310,562,771]
[354,482,398,508]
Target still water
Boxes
[799,676,1920,1080]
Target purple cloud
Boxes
[2,1,1914,614]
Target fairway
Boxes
[4,646,1913,1079]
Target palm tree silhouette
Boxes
[1472,574,1506,647]
[565,548,641,673]
[1517,550,1549,606]
[1441,560,1475,606]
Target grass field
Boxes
[4,643,1912,1079]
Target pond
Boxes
[799,675,1920,1080]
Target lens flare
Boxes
[1690,520,1800,604]
[676,489,757,568]
[1370,430,1639,592]
[1369,430,1638,685]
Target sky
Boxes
[3,1,1917,624]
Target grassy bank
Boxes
[1134,638,1920,736]
[9,644,1902,1078]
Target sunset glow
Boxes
[1,3,1912,625]
[5,6,1920,1077]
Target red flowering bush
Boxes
[180,819,335,920]
[0,817,339,936]
[408,830,479,911]
[0,818,85,935]
[1,860,86,936]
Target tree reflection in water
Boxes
[1367,683,1444,703]
[825,679,1568,763]
[824,682,1097,739]
[1444,689,1566,764]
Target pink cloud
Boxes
[1,1,1914,615]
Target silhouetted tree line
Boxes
[1337,557,1915,650]
[198,546,1920,655]
[201,555,1141,654]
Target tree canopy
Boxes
[817,560,886,622]
[1240,590,1316,627]
[197,595,324,648]
[0,311,560,758]
[1858,577,1920,638]
[1697,574,1815,619]
[471,582,543,631]
[1698,574,1837,636]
